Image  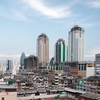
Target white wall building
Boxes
[37,33,49,65]
[86,67,94,77]
[68,25,84,62]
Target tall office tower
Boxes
[12,58,18,75]
[94,54,100,76]
[37,33,49,66]
[54,38,67,63]
[68,25,84,61]
[20,52,26,66]
[7,60,12,71]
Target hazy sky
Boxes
[0,0,100,64]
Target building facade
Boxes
[94,53,100,76]
[24,55,39,71]
[37,33,49,66]
[54,38,67,63]
[78,61,94,77]
[20,52,26,67]
[68,25,84,62]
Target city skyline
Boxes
[0,0,100,64]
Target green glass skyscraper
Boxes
[55,39,67,63]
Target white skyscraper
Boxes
[37,33,49,67]
[68,25,84,61]
[12,58,18,75]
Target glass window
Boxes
[82,65,83,70]
[84,64,86,70]
[79,65,80,70]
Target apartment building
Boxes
[82,76,100,94]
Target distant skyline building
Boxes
[50,57,55,66]
[37,33,49,66]
[6,58,18,75]
[54,38,67,63]
[20,52,26,66]
[7,60,12,71]
[0,62,6,74]
[68,25,84,62]
[12,58,18,75]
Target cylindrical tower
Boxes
[55,38,67,63]
[68,25,84,61]
[37,33,49,66]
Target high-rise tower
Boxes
[37,33,49,66]
[20,52,26,66]
[7,60,12,71]
[55,38,67,63]
[68,25,84,61]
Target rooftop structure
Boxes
[78,92,100,100]
[0,84,17,100]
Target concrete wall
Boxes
[86,67,94,77]
[0,92,17,100]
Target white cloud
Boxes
[0,6,28,21]
[22,0,71,18]
[89,1,100,8]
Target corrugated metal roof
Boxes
[80,92,100,99]
[0,84,16,89]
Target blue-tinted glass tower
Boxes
[20,52,26,66]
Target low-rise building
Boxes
[0,84,17,100]
[78,61,94,77]
[82,76,100,94]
